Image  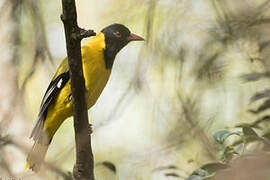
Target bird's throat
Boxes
[103,45,117,69]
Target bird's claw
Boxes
[88,124,93,135]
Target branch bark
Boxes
[61,0,96,179]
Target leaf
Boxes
[213,130,241,144]
[261,132,270,144]
[185,175,204,180]
[152,165,178,172]
[230,138,244,147]
[250,89,270,103]
[185,171,215,180]
[186,166,218,180]
[185,175,205,180]
[101,161,116,173]
[165,172,180,177]
[191,168,209,177]
[236,123,260,130]
[262,132,270,150]
[235,123,253,128]
[249,99,270,114]
[167,165,178,169]
[220,146,239,161]
[242,127,262,143]
[242,126,258,137]
[200,162,230,173]
[186,168,209,180]
[240,72,270,82]
[251,115,270,127]
[262,132,270,140]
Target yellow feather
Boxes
[25,162,30,169]
[44,32,110,138]
[26,33,111,170]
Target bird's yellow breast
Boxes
[82,33,111,107]
[44,33,111,136]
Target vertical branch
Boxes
[60,0,95,179]
[10,0,21,68]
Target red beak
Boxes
[127,33,144,42]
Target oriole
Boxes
[25,24,144,171]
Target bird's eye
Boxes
[113,31,121,37]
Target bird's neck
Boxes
[103,34,125,69]
[103,43,117,69]
[86,32,118,69]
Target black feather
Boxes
[101,24,130,69]
[30,71,70,141]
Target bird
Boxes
[25,23,144,171]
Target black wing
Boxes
[30,71,70,141]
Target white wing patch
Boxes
[57,79,63,88]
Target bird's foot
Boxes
[88,124,93,135]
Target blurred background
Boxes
[1,0,270,179]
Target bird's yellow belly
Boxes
[44,61,111,139]
[85,65,111,108]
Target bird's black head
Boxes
[101,24,144,69]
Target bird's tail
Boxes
[25,137,50,172]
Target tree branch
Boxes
[61,0,95,179]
